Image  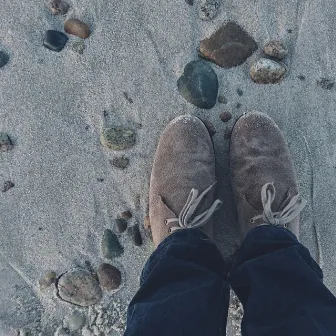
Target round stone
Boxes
[57,268,102,307]
[198,0,219,21]
[119,210,132,220]
[110,156,130,169]
[39,271,57,290]
[0,132,13,152]
[0,51,9,68]
[49,0,69,15]
[114,218,127,234]
[64,311,85,331]
[128,225,143,246]
[64,19,90,39]
[250,58,287,84]
[101,127,136,150]
[264,40,288,60]
[97,263,122,291]
[177,60,218,109]
[101,229,124,259]
[220,111,232,122]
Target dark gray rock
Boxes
[2,181,14,192]
[316,78,334,90]
[110,156,130,169]
[97,263,122,291]
[43,30,68,52]
[100,127,136,150]
[0,132,13,152]
[57,268,102,306]
[49,0,70,15]
[101,229,124,259]
[119,210,132,220]
[236,88,243,96]
[0,51,9,68]
[199,22,258,68]
[114,218,127,234]
[177,60,218,109]
[128,225,143,246]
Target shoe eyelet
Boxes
[168,228,172,233]
[250,218,255,223]
[164,219,168,225]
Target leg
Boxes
[229,225,336,335]
[125,230,230,336]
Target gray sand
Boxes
[0,0,336,334]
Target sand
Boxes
[0,0,336,334]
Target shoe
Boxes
[230,111,306,240]
[148,115,222,247]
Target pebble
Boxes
[217,95,228,104]
[97,263,122,291]
[220,111,232,122]
[123,92,133,104]
[0,132,13,152]
[199,22,258,68]
[298,74,306,81]
[202,120,216,136]
[43,30,68,52]
[100,127,136,150]
[114,218,127,234]
[128,225,143,246]
[110,156,130,169]
[39,271,57,290]
[72,40,85,54]
[64,311,85,331]
[264,40,288,60]
[250,58,287,84]
[236,88,243,96]
[0,51,9,68]
[101,229,124,259]
[2,181,14,192]
[119,210,132,220]
[57,268,102,306]
[49,0,69,15]
[198,0,219,21]
[177,60,218,109]
[64,19,90,39]
[316,78,334,90]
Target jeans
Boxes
[125,225,336,336]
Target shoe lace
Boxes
[251,183,307,228]
[165,183,222,233]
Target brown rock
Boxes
[199,22,258,68]
[220,112,232,123]
[39,271,57,290]
[97,263,122,291]
[49,0,69,15]
[64,19,90,39]
[264,40,288,60]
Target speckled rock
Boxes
[72,40,85,54]
[110,156,130,169]
[57,268,102,307]
[101,127,136,150]
[177,60,218,109]
[64,311,85,331]
[128,225,143,246]
[2,181,14,192]
[198,0,219,21]
[49,0,69,15]
[250,58,287,84]
[114,218,127,234]
[0,132,13,152]
[97,263,122,291]
[119,210,132,220]
[39,271,57,290]
[43,30,68,52]
[316,78,334,90]
[264,40,288,60]
[0,51,9,68]
[101,229,124,259]
[199,22,258,68]
[220,111,232,122]
[64,19,90,39]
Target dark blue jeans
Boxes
[125,226,336,335]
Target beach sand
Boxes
[1,0,336,334]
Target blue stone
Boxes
[43,30,68,52]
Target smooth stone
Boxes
[236,88,243,96]
[128,225,143,246]
[64,19,90,39]
[264,40,288,60]
[43,30,68,52]
[0,132,13,152]
[198,0,219,21]
[97,263,122,291]
[101,229,124,259]
[49,0,69,15]
[177,60,218,109]
[110,156,130,169]
[217,95,228,104]
[199,22,258,68]
[250,58,287,84]
[2,181,14,192]
[202,120,216,136]
[220,111,232,122]
[316,78,334,90]
[64,311,85,331]
[101,127,136,150]
[57,268,102,307]
[72,41,85,54]
[114,218,127,234]
[0,51,10,68]
[39,271,57,290]
[119,210,132,220]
